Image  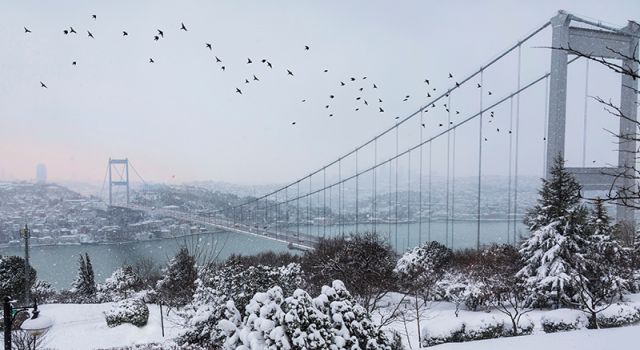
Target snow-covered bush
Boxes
[436,271,485,316]
[596,303,640,328]
[539,312,587,333]
[213,280,392,349]
[462,316,506,341]
[178,261,304,347]
[99,265,142,302]
[30,280,57,304]
[421,319,465,347]
[395,241,451,298]
[422,315,530,347]
[104,297,149,327]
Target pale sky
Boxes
[1,0,638,185]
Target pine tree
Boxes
[573,200,632,328]
[156,246,197,308]
[71,253,97,302]
[518,156,588,308]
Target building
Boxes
[36,163,47,184]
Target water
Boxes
[294,219,529,252]
[0,231,291,289]
[0,219,528,289]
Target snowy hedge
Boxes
[596,303,640,328]
[105,298,149,328]
[422,316,512,347]
[539,311,587,333]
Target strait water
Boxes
[0,219,527,288]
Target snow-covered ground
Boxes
[38,303,182,350]
[427,324,640,349]
[24,294,640,349]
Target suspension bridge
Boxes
[103,11,639,252]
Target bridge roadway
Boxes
[124,204,318,250]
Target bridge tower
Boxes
[108,158,130,206]
[546,11,639,227]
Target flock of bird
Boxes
[23,14,513,141]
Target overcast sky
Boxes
[1,0,638,185]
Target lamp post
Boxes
[20,224,30,303]
[2,296,52,350]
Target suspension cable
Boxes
[323,168,326,238]
[230,21,551,211]
[395,125,399,250]
[451,128,457,250]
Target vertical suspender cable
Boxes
[507,97,514,245]
[323,168,327,238]
[407,151,411,250]
[419,110,424,245]
[476,69,484,251]
[582,60,590,167]
[445,93,451,247]
[356,149,359,234]
[395,126,399,250]
[297,181,300,241]
[388,158,393,245]
[451,128,457,250]
[513,45,522,244]
[308,177,312,238]
[428,143,432,242]
[339,158,343,238]
[373,138,378,234]
[275,191,279,239]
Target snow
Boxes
[36,303,182,350]
[424,325,640,350]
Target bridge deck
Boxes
[125,205,318,250]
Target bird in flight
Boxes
[477,83,482,88]
[266,61,273,69]
[427,92,431,98]
[70,27,76,34]
[340,82,345,86]
[488,91,493,95]
[215,56,222,63]
[40,81,47,88]
[350,77,356,81]
[292,121,296,125]
[122,31,128,36]
[373,84,378,89]
[247,58,252,64]
[154,35,160,41]
[379,107,384,113]
[305,45,310,50]
[72,61,77,66]
[421,123,426,128]
[157,29,164,38]
[92,14,97,19]
[221,66,226,71]
[206,43,212,50]
[287,69,294,76]
[87,31,94,38]
[324,69,328,73]
[245,79,250,84]
[448,73,453,78]
[253,75,259,81]
[378,98,383,103]
[424,79,430,84]
[149,58,155,63]
[329,95,334,99]
[180,23,187,31]
[455,82,460,87]
[236,88,242,94]
[64,29,69,35]
[24,27,32,33]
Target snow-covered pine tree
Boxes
[572,198,632,328]
[518,155,588,308]
[156,246,198,308]
[70,253,97,302]
[314,280,392,350]
[280,289,334,349]
[0,255,37,302]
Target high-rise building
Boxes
[36,163,47,184]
